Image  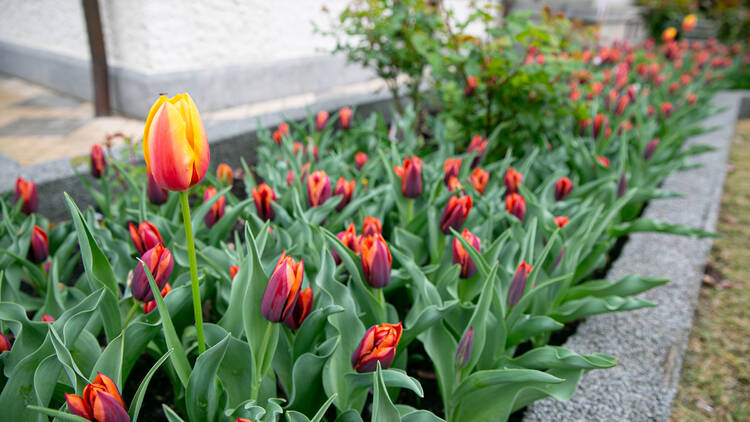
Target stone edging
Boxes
[525,90,749,422]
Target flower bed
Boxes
[1,7,749,422]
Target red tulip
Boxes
[14,177,38,215]
[333,223,361,265]
[647,105,656,117]
[230,265,239,280]
[470,168,489,195]
[507,261,533,307]
[90,144,107,179]
[618,121,632,135]
[131,244,174,302]
[203,186,226,228]
[452,228,480,279]
[236,419,252,422]
[143,94,209,191]
[128,221,163,256]
[504,167,523,194]
[284,286,313,330]
[216,163,233,186]
[272,122,290,144]
[339,107,352,130]
[686,93,697,106]
[362,216,382,237]
[644,138,660,160]
[0,333,10,353]
[354,152,369,171]
[439,195,473,234]
[146,171,168,205]
[394,156,423,199]
[615,96,630,116]
[593,114,608,140]
[335,178,355,211]
[554,177,573,201]
[505,193,526,222]
[143,283,172,314]
[252,183,277,221]
[661,102,673,118]
[554,216,570,228]
[455,327,474,368]
[41,314,55,322]
[465,76,478,97]
[467,135,488,168]
[307,170,332,207]
[360,234,392,289]
[261,252,304,323]
[447,177,463,192]
[316,110,329,131]
[351,322,402,373]
[65,372,128,422]
[29,225,49,264]
[588,81,603,99]
[443,158,462,185]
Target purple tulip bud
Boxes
[507,261,533,307]
[617,172,628,198]
[455,327,475,368]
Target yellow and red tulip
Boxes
[394,156,423,199]
[128,221,163,256]
[504,167,522,194]
[307,170,332,208]
[252,183,277,221]
[682,14,697,32]
[335,178,355,211]
[554,177,573,201]
[443,158,462,185]
[216,163,233,186]
[143,283,172,314]
[447,177,463,192]
[261,252,304,323]
[143,93,209,191]
[339,106,352,130]
[284,286,314,331]
[351,322,402,373]
[146,171,168,205]
[662,27,677,43]
[452,228,480,279]
[131,244,174,302]
[470,168,489,195]
[505,193,526,222]
[507,261,533,307]
[439,195,473,234]
[202,186,226,228]
[65,372,128,422]
[360,234,392,289]
[90,144,107,179]
[29,225,49,264]
[14,177,38,215]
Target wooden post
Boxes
[82,0,110,116]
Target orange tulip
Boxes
[143,283,172,314]
[362,216,382,237]
[335,177,355,211]
[272,123,290,145]
[504,167,522,194]
[0,332,10,353]
[252,183,277,221]
[65,373,128,421]
[354,152,369,171]
[30,225,49,264]
[339,106,352,129]
[216,163,233,186]
[128,221,163,256]
[554,216,570,228]
[284,286,314,330]
[360,234,392,289]
[682,14,697,32]
[203,186,226,228]
[453,228,480,279]
[333,223,361,265]
[230,265,239,280]
[143,94,209,191]
[316,110,329,131]
[394,156,423,199]
[505,193,526,222]
[351,322,402,373]
[444,157,462,185]
[14,176,38,215]
[439,195,472,234]
[90,144,107,179]
[470,168,489,195]
[307,170,332,207]
[554,177,573,201]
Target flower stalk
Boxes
[180,190,205,354]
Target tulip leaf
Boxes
[458,262,498,378]
[506,315,564,347]
[609,218,721,238]
[564,274,670,302]
[162,404,187,422]
[129,348,173,422]
[187,334,230,422]
[209,197,253,245]
[400,410,446,421]
[346,368,424,397]
[0,334,57,421]
[419,322,457,411]
[26,406,91,422]
[372,363,402,422]
[552,295,657,323]
[287,336,339,415]
[203,324,254,409]
[505,346,616,370]
[401,302,457,348]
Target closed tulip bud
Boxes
[394,156,423,199]
[452,228,480,279]
[505,193,526,222]
[554,177,573,201]
[230,265,239,280]
[593,114,608,140]
[143,283,172,314]
[0,333,10,353]
[443,158,462,185]
[618,121,632,135]
[339,106,352,129]
[447,177,463,192]
[615,96,630,116]
[128,221,163,256]
[362,216,382,237]
[315,110,329,131]
[596,156,611,168]
[335,178,355,211]
[307,170,332,207]
[686,93,697,106]
[354,152,369,171]
[90,144,107,179]
[252,183,277,221]
[146,171,168,205]
[470,168,489,195]
[465,76,478,97]
[467,135,488,168]
[669,82,679,94]
[507,261,533,307]
[262,252,304,323]
[554,216,570,228]
[272,122,290,145]
[662,27,677,43]
[647,105,656,117]
[333,223,361,264]
[579,118,591,136]
[644,138,660,160]
[455,327,474,368]
[29,225,49,264]
[569,87,581,102]
[351,322,402,373]
[360,234,392,289]
[216,163,233,186]
[682,14,697,32]
[680,74,691,86]
[284,286,313,330]
[606,90,618,110]
[589,81,603,99]
[132,244,174,302]
[617,172,628,197]
[41,314,55,322]
[14,177,38,215]
[286,170,295,187]
[440,195,473,234]
[236,419,252,422]
[504,167,523,194]
[661,102,673,118]
[626,84,638,101]
[65,372,129,422]
[143,94,209,191]
[203,186,226,228]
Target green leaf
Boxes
[187,334,230,422]
[163,404,187,422]
[346,368,424,397]
[372,363,401,422]
[564,274,670,301]
[505,346,616,370]
[506,315,563,347]
[129,349,173,422]
[609,218,721,238]
[27,405,90,422]
[552,296,657,323]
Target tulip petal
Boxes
[148,101,194,191]
[93,391,130,422]
[65,393,93,420]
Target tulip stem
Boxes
[179,191,205,354]
[123,300,140,326]
[252,321,274,401]
[406,199,414,222]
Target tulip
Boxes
[593,114,608,140]
[661,102,673,118]
[351,322,402,373]
[360,234,392,289]
[507,261,533,307]
[617,171,628,198]
[455,327,474,368]
[14,177,38,215]
[128,221,163,256]
[554,216,570,228]
[29,225,49,264]
[647,105,656,117]
[447,177,463,192]
[272,122,290,144]
[470,168,489,195]
[335,178,355,211]
[143,94,209,191]
[686,93,697,106]
[307,170,332,208]
[0,333,10,353]
[131,244,174,302]
[339,106,352,129]
[439,195,473,234]
[394,156,423,199]
[146,171,168,205]
[465,76,478,97]
[554,177,573,201]
[606,89,618,110]
[41,314,55,322]
[626,84,638,101]
[680,74,692,86]
[230,265,239,280]
[596,156,610,168]
[662,27,677,43]
[236,419,252,422]
[443,158,462,185]
[90,144,107,179]
[333,223,361,265]
[579,118,591,136]
[615,96,630,116]
[216,163,233,186]
[252,183,277,221]
[504,167,522,194]
[354,152,369,171]
[467,135,488,168]
[644,138,660,160]
[569,87,581,102]
[262,252,304,323]
[618,121,633,135]
[588,81,603,99]
[203,186,226,229]
[362,216,382,237]
[143,283,172,314]
[505,193,526,222]
[65,372,129,422]
[284,286,313,330]
[453,228,480,279]
[682,14,697,32]
[315,110,329,131]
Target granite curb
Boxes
[524,91,749,421]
